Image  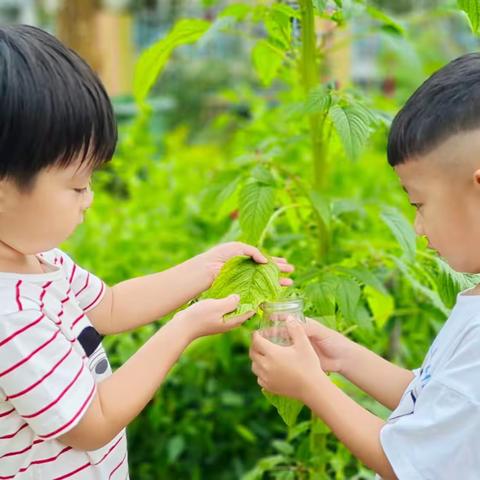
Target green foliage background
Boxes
[64,1,480,478]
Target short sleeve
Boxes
[52,249,106,312]
[0,309,96,439]
[380,327,480,479]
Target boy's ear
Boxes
[473,169,480,188]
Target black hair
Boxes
[0,25,117,190]
[387,52,480,166]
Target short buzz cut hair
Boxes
[387,52,480,166]
[0,25,117,190]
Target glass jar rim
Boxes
[260,297,304,312]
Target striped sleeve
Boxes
[0,309,96,439]
[53,249,106,312]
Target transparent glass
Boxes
[259,298,305,346]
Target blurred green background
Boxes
[2,0,479,478]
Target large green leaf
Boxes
[262,390,304,427]
[335,277,361,324]
[239,181,276,245]
[380,207,416,262]
[329,101,377,160]
[434,257,477,308]
[364,285,394,329]
[202,256,281,319]
[458,0,480,34]
[252,39,285,86]
[133,19,210,105]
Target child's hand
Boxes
[305,318,355,375]
[199,242,294,286]
[250,319,325,401]
[173,294,254,340]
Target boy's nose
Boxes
[414,213,425,236]
[82,188,94,211]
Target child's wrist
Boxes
[170,312,198,344]
[338,339,360,378]
[299,368,329,403]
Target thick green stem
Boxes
[299,0,329,260]
[299,0,326,190]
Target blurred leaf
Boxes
[313,0,328,13]
[242,455,286,480]
[239,181,276,244]
[262,390,304,427]
[364,285,394,328]
[335,277,361,324]
[458,0,480,34]
[167,435,185,463]
[366,5,404,35]
[381,207,416,262]
[134,19,210,105]
[252,39,285,86]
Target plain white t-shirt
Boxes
[378,289,480,479]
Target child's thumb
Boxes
[286,319,309,347]
[216,294,241,314]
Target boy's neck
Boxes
[0,240,46,274]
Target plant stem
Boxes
[299,0,329,261]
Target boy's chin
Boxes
[443,256,479,274]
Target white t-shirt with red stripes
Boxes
[0,249,129,479]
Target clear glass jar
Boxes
[259,298,305,346]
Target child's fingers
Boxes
[276,262,295,273]
[213,294,241,314]
[236,243,268,263]
[225,310,255,328]
[252,330,274,355]
[280,277,294,286]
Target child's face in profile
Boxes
[0,158,94,255]
[394,129,480,274]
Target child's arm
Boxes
[88,242,293,335]
[58,295,251,451]
[250,321,398,480]
[306,319,414,411]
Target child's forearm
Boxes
[107,254,212,333]
[58,319,192,450]
[304,377,397,480]
[341,341,414,411]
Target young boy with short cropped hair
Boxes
[250,52,480,480]
[0,25,294,479]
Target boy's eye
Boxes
[74,188,88,194]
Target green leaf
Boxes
[305,282,336,318]
[262,390,304,427]
[434,257,477,308]
[335,277,361,324]
[336,266,388,295]
[220,3,252,20]
[329,101,376,160]
[167,435,185,463]
[313,0,327,13]
[202,256,282,319]
[308,190,331,230]
[133,19,210,105]
[239,181,276,245]
[366,5,404,35]
[458,0,480,34]
[272,440,294,456]
[252,39,285,86]
[380,207,416,262]
[391,256,449,316]
[364,285,394,328]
